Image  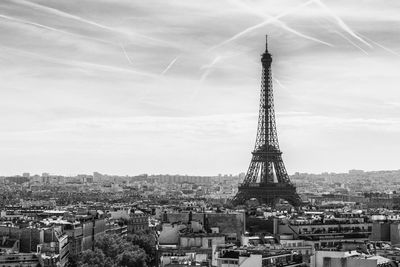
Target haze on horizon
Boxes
[1,0,400,176]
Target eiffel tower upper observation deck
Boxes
[232,36,302,207]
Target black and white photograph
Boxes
[1,0,400,266]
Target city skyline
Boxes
[0,167,396,177]
[1,0,400,176]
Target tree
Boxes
[77,234,150,267]
[117,249,147,267]
[95,233,126,259]
[77,249,107,267]
[126,230,156,265]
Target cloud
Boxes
[120,43,134,65]
[278,113,400,133]
[200,56,222,81]
[0,0,400,175]
[333,30,368,54]
[311,0,372,48]
[0,45,156,78]
[359,33,400,57]
[229,0,333,47]
[11,0,176,48]
[161,56,179,75]
[208,0,314,51]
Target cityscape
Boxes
[1,1,400,267]
[3,168,400,266]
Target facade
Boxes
[0,226,43,253]
[163,211,245,242]
[128,211,149,233]
[372,222,391,242]
[160,233,226,267]
[216,248,306,267]
[311,250,395,267]
[64,216,106,257]
[277,214,373,247]
[158,211,239,267]
[0,253,40,267]
[0,238,19,254]
[37,228,69,267]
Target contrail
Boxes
[334,30,369,55]
[189,55,222,103]
[74,61,156,77]
[200,56,222,81]
[208,0,314,51]
[1,44,156,78]
[120,44,134,65]
[272,76,287,89]
[359,33,400,57]
[0,14,115,47]
[312,0,372,48]
[13,0,174,47]
[275,20,333,47]
[161,56,179,75]
[201,56,222,70]
[0,14,69,34]
[200,69,213,82]
[229,0,333,47]
[14,0,117,31]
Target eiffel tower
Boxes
[233,36,302,207]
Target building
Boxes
[277,213,373,247]
[63,214,106,257]
[311,250,395,267]
[128,210,149,233]
[0,226,42,253]
[160,233,226,267]
[163,211,245,243]
[216,248,306,267]
[0,238,19,254]
[0,253,40,267]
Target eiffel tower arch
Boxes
[232,36,302,207]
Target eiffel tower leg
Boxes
[232,191,245,206]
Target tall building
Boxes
[233,36,301,207]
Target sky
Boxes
[1,0,400,176]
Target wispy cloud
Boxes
[12,0,174,47]
[280,113,400,133]
[0,14,69,35]
[333,30,369,55]
[161,56,179,75]
[1,0,400,175]
[208,0,314,51]
[0,14,115,47]
[272,76,287,89]
[120,44,134,65]
[0,44,156,78]
[200,56,222,82]
[311,0,372,48]
[229,0,333,47]
[358,33,400,57]
[14,0,117,31]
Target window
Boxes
[208,239,212,248]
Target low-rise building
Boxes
[0,253,40,267]
[311,250,395,267]
[216,248,306,267]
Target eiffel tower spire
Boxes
[233,36,302,207]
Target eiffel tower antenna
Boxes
[232,35,302,207]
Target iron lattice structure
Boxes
[233,36,302,207]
